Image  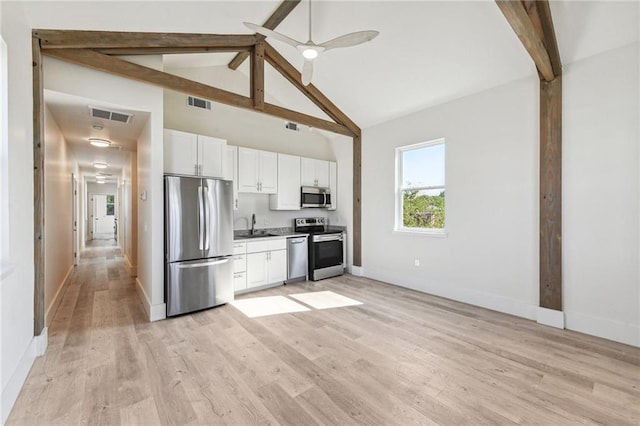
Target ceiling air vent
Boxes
[285,121,299,131]
[187,96,212,110]
[89,106,133,123]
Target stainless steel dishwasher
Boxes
[286,236,308,283]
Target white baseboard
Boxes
[45,265,74,326]
[365,267,537,321]
[124,255,137,277]
[134,278,165,322]
[536,307,565,329]
[350,265,365,276]
[1,329,48,423]
[565,311,639,347]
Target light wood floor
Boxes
[8,241,640,425]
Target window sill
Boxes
[394,228,448,238]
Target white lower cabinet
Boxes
[233,242,247,291]
[242,238,287,291]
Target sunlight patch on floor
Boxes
[289,291,362,310]
[231,295,310,318]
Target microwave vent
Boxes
[187,96,212,110]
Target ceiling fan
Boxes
[244,0,379,86]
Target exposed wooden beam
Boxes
[495,0,555,81]
[539,76,562,311]
[530,0,562,77]
[228,0,301,70]
[43,48,254,109]
[34,30,257,50]
[352,132,362,267]
[263,103,352,136]
[264,42,360,135]
[251,42,265,110]
[96,46,253,56]
[32,34,45,336]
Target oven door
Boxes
[310,234,344,270]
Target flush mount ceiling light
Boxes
[89,138,111,148]
[93,162,108,169]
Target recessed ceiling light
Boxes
[92,123,104,131]
[89,138,111,148]
[93,162,108,169]
[96,180,105,184]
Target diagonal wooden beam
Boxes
[495,0,555,81]
[43,48,254,109]
[34,29,257,50]
[228,0,301,70]
[264,42,360,135]
[526,0,561,76]
[42,48,351,136]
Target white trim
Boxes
[565,310,640,347]
[1,329,48,423]
[124,255,137,277]
[45,265,74,326]
[134,278,165,322]
[394,228,448,238]
[536,307,565,329]
[350,265,365,276]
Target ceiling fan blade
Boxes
[243,22,302,48]
[319,30,380,51]
[301,59,314,86]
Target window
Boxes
[396,139,445,233]
[106,195,115,216]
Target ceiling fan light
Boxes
[302,48,318,59]
[93,162,108,169]
[89,138,111,148]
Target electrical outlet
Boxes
[263,218,269,226]
[414,259,420,267]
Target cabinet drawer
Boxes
[233,272,247,291]
[267,239,286,251]
[246,240,269,254]
[233,242,246,255]
[233,254,246,273]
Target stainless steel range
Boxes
[294,217,345,281]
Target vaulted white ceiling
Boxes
[28,0,637,174]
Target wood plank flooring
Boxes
[7,240,640,425]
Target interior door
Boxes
[93,194,115,236]
[72,175,78,264]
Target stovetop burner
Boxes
[294,217,342,235]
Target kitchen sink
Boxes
[235,233,280,239]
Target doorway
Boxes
[92,193,116,240]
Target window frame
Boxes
[395,138,446,235]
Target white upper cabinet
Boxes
[238,147,277,194]
[224,145,239,210]
[164,129,198,176]
[329,161,337,210]
[270,153,301,210]
[301,157,330,187]
[164,129,226,178]
[199,134,226,178]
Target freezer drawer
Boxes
[166,256,233,317]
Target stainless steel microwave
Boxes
[301,186,331,208]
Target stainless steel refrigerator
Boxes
[165,176,234,317]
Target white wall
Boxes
[562,43,639,345]
[362,43,639,346]
[363,74,539,320]
[121,151,137,276]
[1,3,38,422]
[43,106,75,326]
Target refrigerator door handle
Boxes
[176,258,231,269]
[203,185,210,250]
[198,185,205,250]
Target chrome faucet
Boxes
[250,213,256,235]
